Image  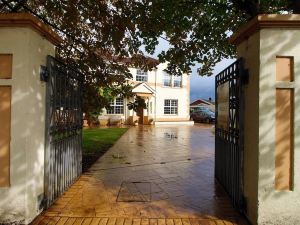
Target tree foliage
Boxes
[0,0,298,112]
[131,0,296,76]
[127,97,147,112]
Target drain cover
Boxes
[117,182,151,202]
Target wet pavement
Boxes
[33,124,248,225]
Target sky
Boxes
[144,38,235,102]
[189,58,235,102]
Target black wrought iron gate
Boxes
[215,58,247,211]
[44,55,83,208]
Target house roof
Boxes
[132,82,155,94]
[190,99,214,106]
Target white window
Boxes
[107,98,124,114]
[163,73,172,87]
[173,75,182,87]
[164,99,178,115]
[136,69,148,82]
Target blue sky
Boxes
[189,58,235,102]
[144,38,235,102]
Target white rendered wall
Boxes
[257,28,300,225]
[154,63,190,121]
[237,27,300,225]
[236,31,260,225]
[103,63,190,123]
[0,27,55,224]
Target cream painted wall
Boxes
[0,27,55,224]
[237,28,300,225]
[154,63,190,121]
[257,28,300,225]
[236,31,260,225]
[127,67,157,120]
[129,67,157,84]
[103,63,190,123]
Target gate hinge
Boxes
[40,65,49,82]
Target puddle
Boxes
[164,132,178,139]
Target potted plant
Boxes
[88,111,100,127]
[98,112,109,126]
[149,118,154,125]
[127,96,147,111]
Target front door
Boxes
[136,106,144,124]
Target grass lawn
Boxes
[82,127,128,171]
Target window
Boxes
[173,75,182,87]
[163,73,171,87]
[107,98,124,114]
[164,99,178,115]
[136,69,148,82]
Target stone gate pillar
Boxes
[0,13,61,224]
[230,15,300,225]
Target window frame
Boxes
[173,75,182,88]
[106,97,124,114]
[163,73,172,87]
[136,69,148,82]
[164,99,178,115]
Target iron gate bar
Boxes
[44,55,83,209]
[215,58,246,212]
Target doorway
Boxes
[136,106,144,124]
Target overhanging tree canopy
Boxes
[0,0,298,111]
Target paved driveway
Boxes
[34,125,247,225]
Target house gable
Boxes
[132,82,155,94]
[190,99,211,106]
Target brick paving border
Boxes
[31,216,245,225]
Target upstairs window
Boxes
[173,75,182,87]
[164,99,178,115]
[106,98,124,114]
[163,73,172,87]
[136,69,148,82]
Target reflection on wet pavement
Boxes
[35,124,248,225]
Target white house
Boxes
[101,60,193,125]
